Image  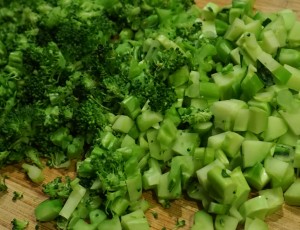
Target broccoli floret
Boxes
[42,176,72,200]
[25,148,44,169]
[130,73,177,112]
[74,96,110,134]
[178,107,213,125]
[11,218,29,230]
[46,150,70,169]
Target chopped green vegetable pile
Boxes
[1,0,300,229]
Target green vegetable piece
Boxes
[112,115,134,134]
[22,163,44,184]
[142,158,162,190]
[230,167,251,208]
[224,18,245,41]
[211,99,248,131]
[264,156,295,191]
[212,65,246,100]
[257,51,292,84]
[288,21,300,47]
[157,172,181,200]
[157,118,177,150]
[35,199,63,222]
[59,183,86,219]
[126,173,142,202]
[191,210,214,230]
[247,107,268,134]
[121,96,141,119]
[11,218,29,230]
[284,64,300,91]
[98,216,122,230]
[72,219,95,230]
[242,140,273,168]
[221,131,244,158]
[259,187,284,215]
[168,65,190,87]
[214,215,239,230]
[245,217,269,230]
[244,163,270,190]
[208,202,230,215]
[293,140,300,168]
[121,210,150,230]
[279,109,300,135]
[89,209,107,226]
[207,166,237,204]
[284,178,300,206]
[136,110,163,132]
[261,30,280,55]
[12,191,23,202]
[197,159,225,190]
[279,49,300,68]
[262,116,288,141]
[110,197,130,216]
[171,131,200,156]
[239,195,269,220]
[233,108,250,131]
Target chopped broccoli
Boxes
[178,107,213,126]
[0,174,8,192]
[12,191,24,201]
[11,218,29,230]
[42,176,72,200]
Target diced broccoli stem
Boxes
[244,163,270,190]
[208,202,230,215]
[136,110,163,132]
[214,214,239,230]
[59,183,87,219]
[22,163,44,183]
[239,195,269,219]
[35,199,63,222]
[110,197,130,216]
[259,187,284,215]
[97,216,122,230]
[206,166,237,204]
[284,179,300,206]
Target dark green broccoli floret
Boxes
[74,96,110,134]
[42,176,72,200]
[11,218,29,230]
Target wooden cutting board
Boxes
[1,1,300,229]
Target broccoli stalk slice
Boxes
[35,199,63,222]
[59,183,87,219]
[22,163,44,183]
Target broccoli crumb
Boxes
[12,191,24,202]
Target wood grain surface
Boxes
[1,1,300,229]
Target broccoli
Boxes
[42,176,72,200]
[12,191,24,201]
[178,107,213,126]
[11,218,29,230]
[22,163,44,183]
[0,174,8,192]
